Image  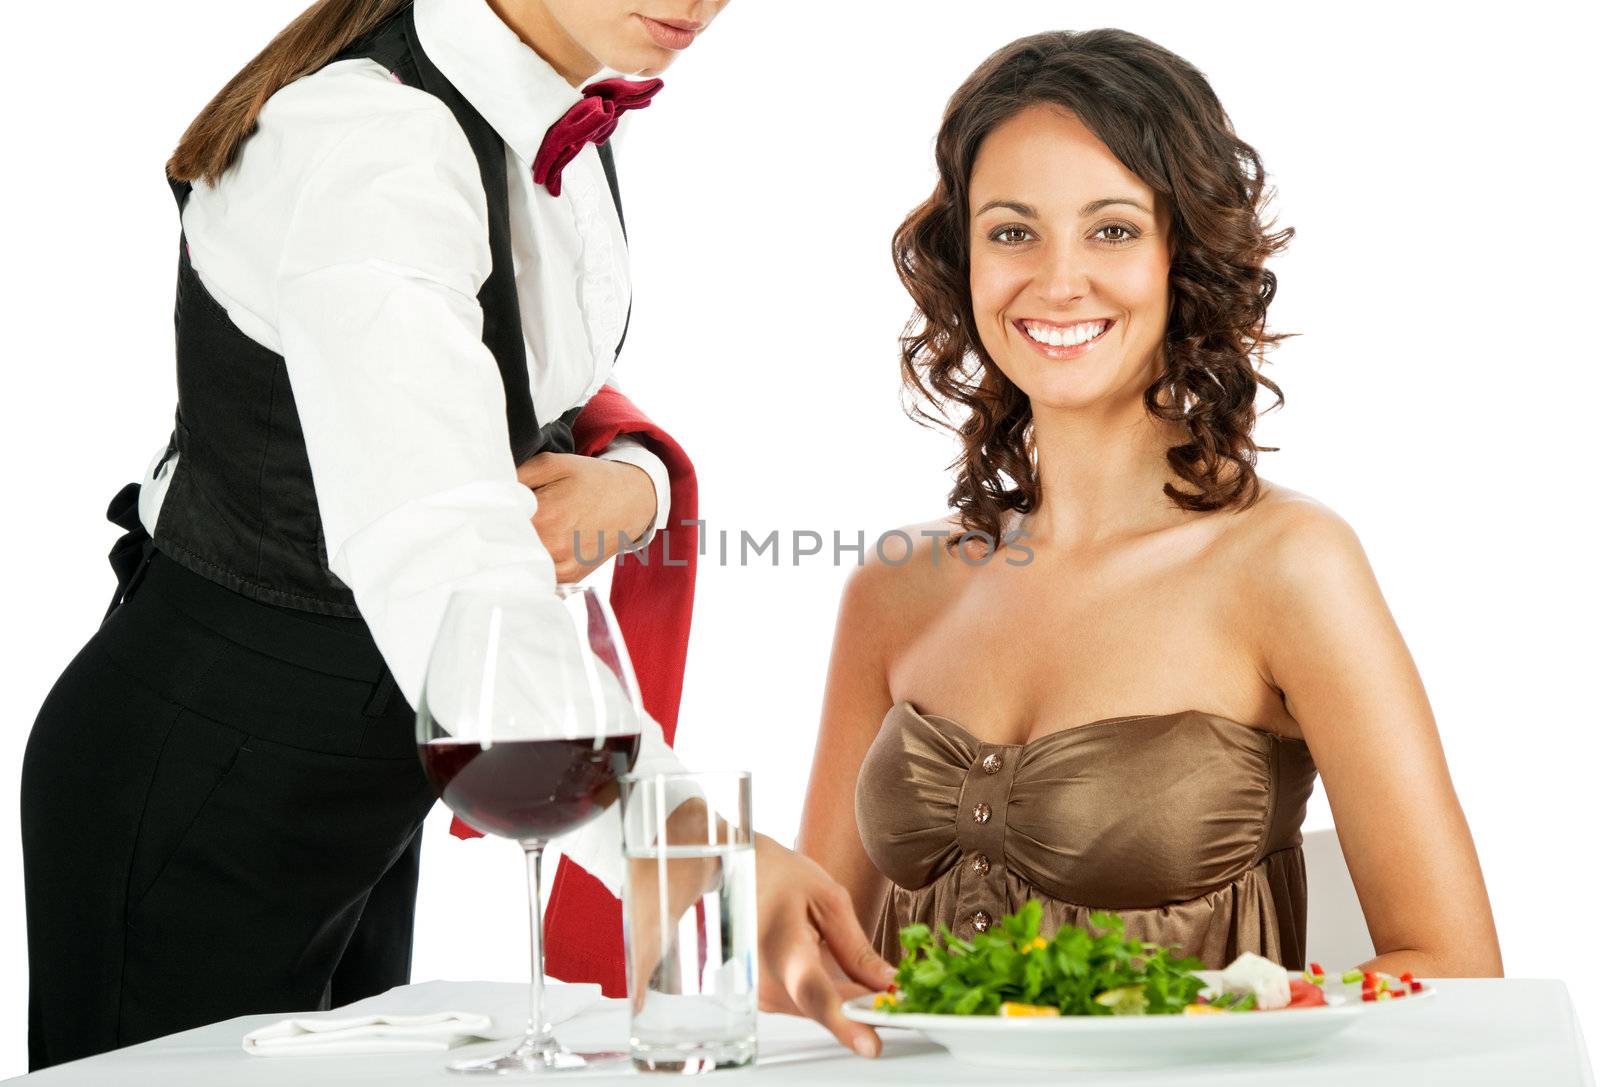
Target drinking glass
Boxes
[621,771,757,1073]
[417,585,643,1074]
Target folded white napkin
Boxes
[242,980,602,1057]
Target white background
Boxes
[3,1,1597,1077]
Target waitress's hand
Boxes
[754,833,896,1058]
[517,452,657,583]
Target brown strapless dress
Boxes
[855,701,1318,969]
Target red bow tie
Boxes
[532,77,663,197]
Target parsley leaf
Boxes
[888,903,1205,1016]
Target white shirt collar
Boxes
[414,0,582,165]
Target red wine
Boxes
[420,734,640,841]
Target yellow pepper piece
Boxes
[1184,1003,1226,1015]
[999,1002,1061,1017]
[1022,937,1049,952]
[872,993,898,1010]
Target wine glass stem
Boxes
[523,841,556,1049]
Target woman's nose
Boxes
[1032,241,1089,307]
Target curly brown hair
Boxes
[894,29,1294,547]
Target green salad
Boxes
[881,901,1205,1017]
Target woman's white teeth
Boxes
[1023,319,1107,347]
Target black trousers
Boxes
[20,534,437,1071]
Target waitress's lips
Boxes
[638,15,701,50]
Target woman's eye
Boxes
[989,226,1033,245]
[1095,223,1140,245]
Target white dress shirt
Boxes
[137,0,684,892]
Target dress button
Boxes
[981,752,1004,775]
[971,911,992,933]
[972,802,991,824]
[971,853,990,876]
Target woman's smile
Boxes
[1013,316,1115,360]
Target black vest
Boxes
[150,4,626,616]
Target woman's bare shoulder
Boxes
[834,516,966,628]
[1219,479,1373,598]
[1219,479,1350,540]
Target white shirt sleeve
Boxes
[272,101,557,711]
[266,96,689,889]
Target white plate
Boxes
[842,973,1434,1070]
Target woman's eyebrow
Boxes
[1080,196,1153,216]
[973,196,1153,217]
[973,198,1037,217]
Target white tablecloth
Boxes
[7,979,1593,1086]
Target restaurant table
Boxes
[7,979,1593,1086]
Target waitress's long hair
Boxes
[167,0,412,185]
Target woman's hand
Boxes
[753,833,897,1057]
[517,452,657,583]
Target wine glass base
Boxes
[447,1041,628,1075]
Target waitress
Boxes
[19,0,892,1071]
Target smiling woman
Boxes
[796,28,1504,984]
[894,30,1292,546]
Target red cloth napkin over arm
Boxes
[447,384,698,997]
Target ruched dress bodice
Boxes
[855,701,1318,968]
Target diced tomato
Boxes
[1285,978,1327,1009]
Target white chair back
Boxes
[1302,826,1375,969]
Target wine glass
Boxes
[417,585,643,1074]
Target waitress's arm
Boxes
[268,96,690,882]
